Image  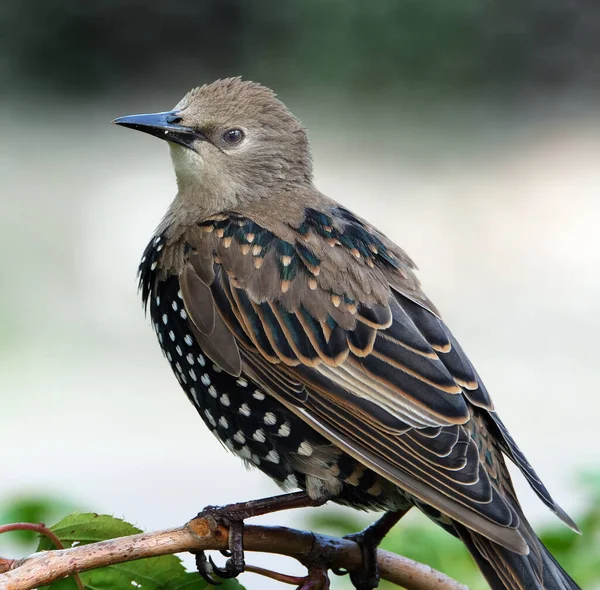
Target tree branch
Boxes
[0,517,468,590]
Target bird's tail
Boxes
[453,520,580,590]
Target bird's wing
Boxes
[178,207,574,551]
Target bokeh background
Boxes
[1,1,599,588]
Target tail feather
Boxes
[486,414,580,533]
[453,520,581,590]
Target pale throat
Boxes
[167,143,243,216]
[169,143,207,194]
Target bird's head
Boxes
[114,78,313,211]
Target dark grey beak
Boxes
[112,111,202,149]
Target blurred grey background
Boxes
[1,1,599,588]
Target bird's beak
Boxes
[112,110,203,149]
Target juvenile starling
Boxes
[114,78,581,590]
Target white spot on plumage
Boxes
[141,256,147,263]
[251,454,261,465]
[180,309,188,319]
[212,364,223,373]
[190,387,199,404]
[158,333,163,343]
[186,353,194,365]
[298,441,314,456]
[157,244,163,251]
[166,352,172,361]
[150,262,158,270]
[189,369,197,381]
[169,330,175,341]
[156,296,160,306]
[177,290,183,299]
[239,403,251,417]
[240,446,252,459]
[233,430,246,444]
[198,355,206,366]
[264,412,277,426]
[283,474,298,489]
[208,385,217,398]
[175,362,182,373]
[236,377,248,388]
[176,345,183,356]
[220,394,230,407]
[224,439,235,452]
[253,429,266,443]
[266,450,280,464]
[218,416,229,429]
[162,314,168,325]
[184,334,193,346]
[172,301,178,311]
[204,409,216,427]
[277,422,291,437]
[253,390,265,401]
[154,236,161,245]
[201,374,211,386]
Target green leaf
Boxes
[0,494,79,548]
[37,513,147,549]
[36,513,246,590]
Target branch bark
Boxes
[0,517,468,590]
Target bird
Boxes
[114,77,581,590]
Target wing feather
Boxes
[175,210,575,549]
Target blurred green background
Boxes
[1,2,599,589]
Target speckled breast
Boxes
[138,236,410,512]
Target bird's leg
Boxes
[193,491,328,584]
[342,509,409,590]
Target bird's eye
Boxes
[222,128,244,145]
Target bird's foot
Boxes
[342,510,408,590]
[192,492,322,584]
[343,530,379,590]
[193,508,245,585]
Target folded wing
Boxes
[177,209,576,552]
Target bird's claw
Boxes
[193,550,222,586]
[343,531,380,590]
[193,506,246,583]
[193,548,245,584]
[331,565,349,576]
[209,555,245,579]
